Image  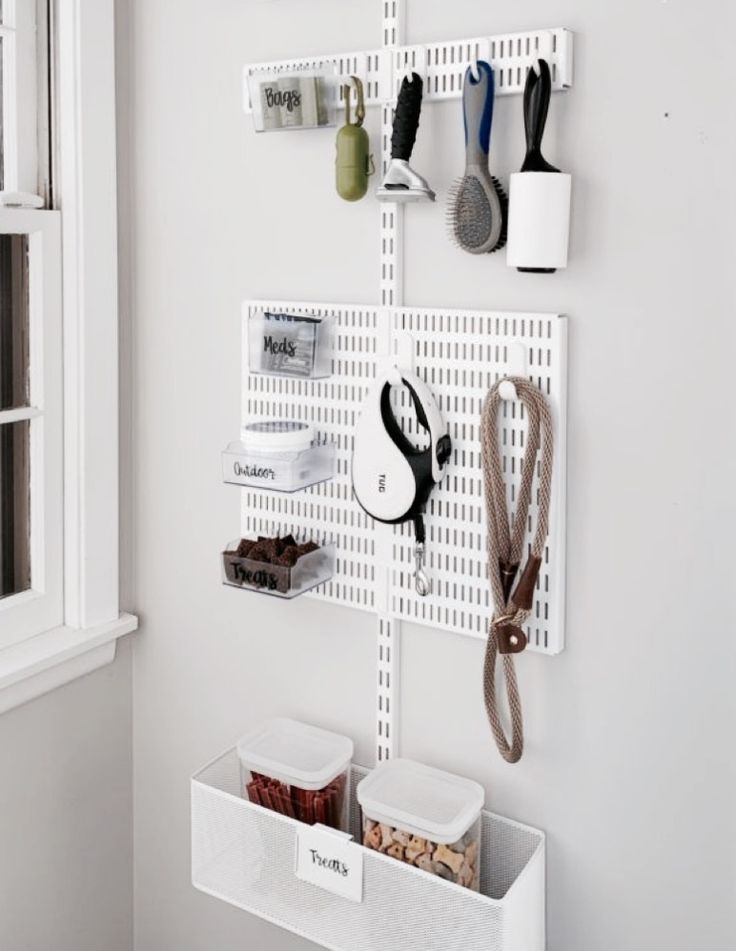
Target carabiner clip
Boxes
[414,541,431,597]
[343,75,365,127]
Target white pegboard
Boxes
[242,28,573,114]
[239,300,567,656]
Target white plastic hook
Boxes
[470,38,492,80]
[499,343,527,401]
[533,32,554,74]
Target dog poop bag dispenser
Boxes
[336,77,374,202]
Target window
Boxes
[0,2,63,649]
[0,0,135,710]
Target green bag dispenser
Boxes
[336,77,374,202]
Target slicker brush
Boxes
[447,62,507,254]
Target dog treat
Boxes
[361,815,481,891]
[236,538,255,558]
[223,534,323,594]
[244,770,347,833]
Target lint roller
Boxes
[351,369,451,595]
[507,59,571,272]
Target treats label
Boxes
[295,824,363,902]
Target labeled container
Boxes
[222,535,335,598]
[222,421,335,492]
[357,758,485,891]
[237,718,353,833]
[249,310,334,379]
[246,68,337,132]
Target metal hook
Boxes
[341,75,365,127]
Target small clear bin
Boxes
[222,421,335,492]
[237,718,353,833]
[357,758,485,891]
[249,310,334,379]
[246,68,337,132]
[222,535,335,598]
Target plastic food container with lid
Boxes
[237,718,353,832]
[222,420,335,493]
[357,758,485,891]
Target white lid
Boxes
[357,758,484,844]
[240,420,314,452]
[237,718,353,791]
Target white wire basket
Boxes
[192,749,545,951]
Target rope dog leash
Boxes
[480,378,554,764]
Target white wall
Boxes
[0,642,133,951]
[123,1,736,950]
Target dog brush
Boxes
[377,73,435,202]
[447,62,507,254]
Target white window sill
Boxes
[0,613,138,715]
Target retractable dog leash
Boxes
[480,378,554,764]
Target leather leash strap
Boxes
[480,378,554,764]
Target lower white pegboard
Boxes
[240,300,567,655]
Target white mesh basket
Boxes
[192,750,545,951]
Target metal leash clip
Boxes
[414,541,431,597]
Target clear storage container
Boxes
[222,421,335,492]
[221,534,335,598]
[237,718,353,833]
[246,68,337,132]
[248,310,334,379]
[357,758,484,891]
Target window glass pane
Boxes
[0,418,30,599]
[0,34,5,190]
[0,234,30,410]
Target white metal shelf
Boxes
[242,27,573,113]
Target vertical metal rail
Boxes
[375,0,405,763]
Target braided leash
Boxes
[480,378,554,764]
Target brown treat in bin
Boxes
[281,534,297,549]
[364,823,382,850]
[236,538,255,558]
[273,545,300,568]
[387,843,406,861]
[246,779,263,806]
[246,542,272,564]
[297,541,320,556]
[259,537,281,562]
[314,793,327,825]
[433,843,465,876]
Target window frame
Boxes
[0,209,64,647]
[0,0,137,713]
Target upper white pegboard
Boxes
[239,300,567,655]
[242,28,573,113]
